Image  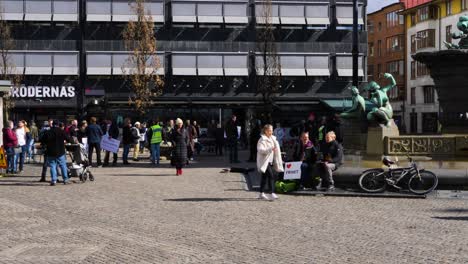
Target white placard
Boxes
[283,161,302,180]
[100,136,120,153]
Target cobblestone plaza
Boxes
[0,154,467,264]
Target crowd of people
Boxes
[2,112,343,191]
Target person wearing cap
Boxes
[132,122,141,161]
[85,117,103,167]
[170,118,188,175]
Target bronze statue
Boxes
[340,86,366,119]
[365,73,396,127]
[444,15,468,49]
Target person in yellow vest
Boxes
[149,118,163,165]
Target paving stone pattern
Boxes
[0,152,467,263]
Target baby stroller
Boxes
[65,143,94,182]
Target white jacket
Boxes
[256,134,284,173]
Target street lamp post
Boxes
[352,0,359,87]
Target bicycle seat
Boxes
[382,156,396,167]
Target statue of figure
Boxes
[365,73,396,127]
[340,86,366,119]
[444,15,468,49]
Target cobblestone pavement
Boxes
[0,152,467,264]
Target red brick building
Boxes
[367,2,406,129]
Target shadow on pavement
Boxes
[432,216,468,221]
[164,198,259,202]
[432,208,468,213]
[106,173,175,177]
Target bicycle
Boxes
[358,155,438,195]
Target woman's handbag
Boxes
[14,147,22,154]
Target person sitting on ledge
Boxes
[317,131,343,192]
[292,132,318,190]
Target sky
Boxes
[367,0,399,14]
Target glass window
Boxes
[53,0,77,14]
[87,0,111,15]
[411,61,415,79]
[255,4,279,17]
[368,21,374,33]
[224,55,248,68]
[25,0,51,14]
[1,0,24,13]
[113,0,133,15]
[224,3,247,17]
[410,112,418,133]
[411,87,416,105]
[197,55,222,68]
[198,3,222,16]
[280,56,304,68]
[305,4,328,18]
[172,54,196,68]
[423,86,435,103]
[280,5,304,18]
[369,42,374,57]
[26,53,52,67]
[446,0,452,16]
[377,40,382,56]
[147,2,164,16]
[8,53,24,67]
[54,53,78,67]
[305,55,329,69]
[446,25,452,44]
[336,5,362,19]
[172,3,196,16]
[87,53,111,67]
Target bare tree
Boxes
[256,0,281,124]
[0,8,19,125]
[122,0,163,114]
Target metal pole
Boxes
[352,0,359,87]
[78,0,86,120]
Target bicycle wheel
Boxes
[358,169,387,193]
[408,170,438,195]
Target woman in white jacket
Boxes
[257,124,284,200]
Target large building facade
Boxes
[402,0,468,134]
[1,0,367,126]
[367,2,405,131]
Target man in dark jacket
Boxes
[317,131,343,191]
[85,117,103,167]
[103,119,120,166]
[225,115,239,163]
[41,121,72,186]
[122,118,134,165]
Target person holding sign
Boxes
[317,131,343,191]
[292,132,318,190]
[103,119,120,167]
[256,124,284,201]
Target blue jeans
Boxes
[14,145,28,171]
[28,139,35,160]
[6,147,16,173]
[151,143,161,164]
[123,144,131,162]
[48,155,68,183]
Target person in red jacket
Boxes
[3,120,18,174]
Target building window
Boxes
[411,35,416,53]
[386,35,404,52]
[416,29,436,50]
[369,42,374,57]
[410,13,416,26]
[422,113,438,133]
[386,10,403,28]
[411,61,416,79]
[446,25,452,43]
[368,21,374,33]
[378,22,382,31]
[388,85,399,99]
[423,86,435,103]
[368,64,374,79]
[446,0,453,16]
[416,61,429,77]
[377,40,382,56]
[377,63,382,77]
[463,0,468,11]
[386,60,404,76]
[411,87,416,105]
[417,6,438,23]
[399,60,404,76]
[410,112,418,133]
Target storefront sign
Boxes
[11,86,76,98]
